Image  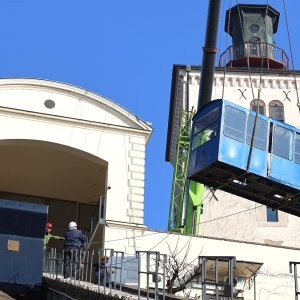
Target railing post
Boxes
[137,251,141,299]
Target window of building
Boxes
[266,207,278,222]
[44,99,55,109]
[249,24,260,33]
[250,99,266,115]
[249,36,260,43]
[269,100,284,122]
[249,37,261,56]
[200,204,204,214]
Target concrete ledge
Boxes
[120,285,183,300]
[0,291,15,300]
[43,278,116,300]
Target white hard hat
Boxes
[68,221,77,230]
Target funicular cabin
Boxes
[187,99,300,216]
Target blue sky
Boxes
[1,1,299,230]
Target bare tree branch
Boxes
[165,239,204,294]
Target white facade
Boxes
[105,226,300,300]
[0,78,152,231]
[2,77,300,299]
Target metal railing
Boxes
[44,250,255,299]
[44,247,124,294]
[219,42,289,69]
[44,248,169,299]
[290,261,300,300]
[136,251,167,300]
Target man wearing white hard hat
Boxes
[63,221,86,279]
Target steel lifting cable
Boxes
[218,0,226,67]
[183,3,279,225]
[236,0,255,100]
[282,0,300,110]
[183,1,286,230]
[246,87,261,172]
[222,0,232,99]
[247,1,270,172]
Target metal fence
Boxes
[44,247,124,295]
[44,250,264,299]
[136,251,167,300]
[219,42,289,69]
[44,248,170,299]
[290,261,300,300]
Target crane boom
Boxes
[168,0,222,234]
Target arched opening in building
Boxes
[269,100,285,122]
[0,139,108,249]
[250,99,266,115]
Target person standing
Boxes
[93,256,115,286]
[63,221,86,279]
[44,222,64,250]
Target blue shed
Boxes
[0,199,48,294]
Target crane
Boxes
[168,0,221,234]
[167,66,205,235]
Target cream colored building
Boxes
[0,78,152,248]
[0,77,299,299]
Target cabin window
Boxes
[266,207,278,222]
[273,125,292,160]
[193,107,219,134]
[246,116,268,150]
[250,99,266,115]
[295,134,300,164]
[192,107,219,150]
[269,100,284,122]
[223,106,246,142]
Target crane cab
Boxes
[187,99,300,216]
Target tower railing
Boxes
[219,42,289,69]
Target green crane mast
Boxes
[168,67,205,235]
[168,0,222,233]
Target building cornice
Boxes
[0,78,153,135]
[0,104,152,139]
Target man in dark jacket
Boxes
[63,221,86,279]
[93,256,115,286]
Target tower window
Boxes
[249,37,261,56]
[250,99,266,115]
[266,207,278,222]
[249,24,260,33]
[269,100,284,122]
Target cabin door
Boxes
[269,124,294,186]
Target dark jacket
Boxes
[64,229,86,248]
